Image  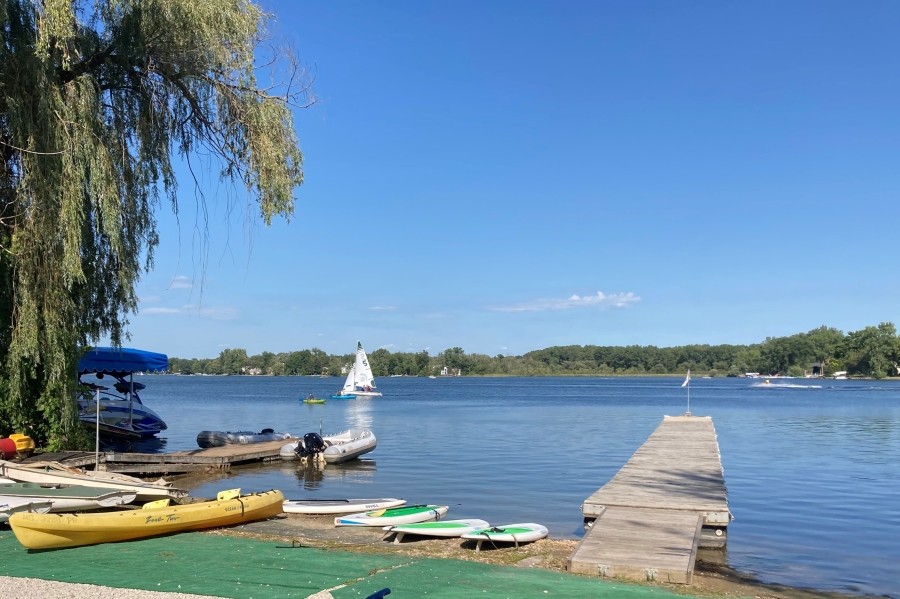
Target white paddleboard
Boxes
[283,498,406,515]
[335,505,449,527]
[384,519,489,543]
[462,523,548,550]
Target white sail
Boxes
[342,365,356,392]
[355,342,376,388]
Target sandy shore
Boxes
[0,576,217,599]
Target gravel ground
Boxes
[0,576,219,599]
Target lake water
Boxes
[113,376,900,597]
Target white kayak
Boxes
[335,505,449,527]
[0,498,53,523]
[283,498,406,515]
[385,519,490,544]
[462,523,548,550]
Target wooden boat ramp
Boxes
[567,415,731,585]
[20,440,289,476]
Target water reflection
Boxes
[345,398,374,429]
[280,459,378,491]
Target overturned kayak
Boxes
[385,519,490,543]
[0,498,53,523]
[0,483,136,512]
[0,460,185,502]
[462,523,548,550]
[197,429,293,448]
[283,498,405,515]
[280,429,376,464]
[9,489,284,549]
[335,505,449,527]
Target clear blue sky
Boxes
[125,1,900,358]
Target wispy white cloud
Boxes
[142,307,182,315]
[169,275,193,290]
[141,304,239,320]
[140,295,161,303]
[500,346,508,350]
[370,306,396,311]
[492,291,640,312]
[380,344,395,349]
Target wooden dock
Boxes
[102,440,289,474]
[568,415,730,585]
[20,440,290,475]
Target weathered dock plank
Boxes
[101,439,289,474]
[568,415,730,585]
[568,507,702,584]
[582,415,729,523]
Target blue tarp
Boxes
[78,347,168,374]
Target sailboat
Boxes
[338,342,382,397]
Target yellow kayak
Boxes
[9,489,284,549]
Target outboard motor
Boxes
[303,432,326,455]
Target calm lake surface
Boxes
[120,376,899,597]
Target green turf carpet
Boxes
[0,530,691,599]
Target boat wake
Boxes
[750,383,823,389]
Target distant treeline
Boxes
[166,323,900,379]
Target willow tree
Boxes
[0,0,310,447]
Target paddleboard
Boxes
[384,519,489,543]
[462,523,548,550]
[335,505,449,527]
[283,498,406,515]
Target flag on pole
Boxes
[682,369,691,387]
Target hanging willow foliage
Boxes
[0,0,309,448]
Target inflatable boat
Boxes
[279,428,376,463]
[196,429,293,448]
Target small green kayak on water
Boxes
[302,398,326,404]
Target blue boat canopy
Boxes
[78,347,168,375]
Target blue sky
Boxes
[125,1,900,358]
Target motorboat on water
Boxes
[336,342,382,398]
[0,483,136,512]
[77,347,169,438]
[0,460,186,501]
[280,428,376,464]
[196,429,294,448]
